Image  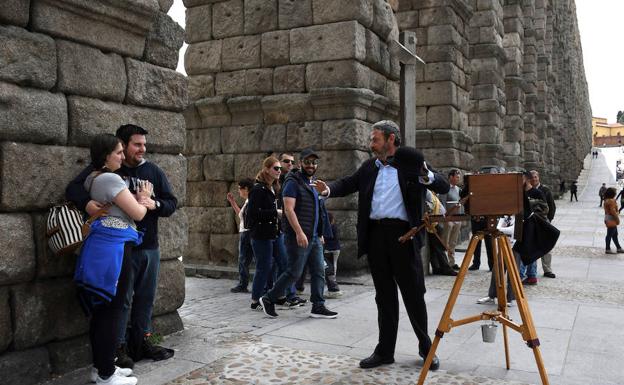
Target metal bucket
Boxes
[481,323,498,343]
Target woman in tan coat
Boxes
[603,187,623,254]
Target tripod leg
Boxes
[417,234,484,385]
[500,237,550,385]
[494,236,511,370]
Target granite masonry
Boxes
[0,0,592,382]
[0,0,187,383]
[183,0,402,273]
[184,0,592,272]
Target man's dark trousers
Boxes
[367,220,431,358]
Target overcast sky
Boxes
[168,0,621,122]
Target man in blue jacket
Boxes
[260,148,338,319]
[66,124,177,368]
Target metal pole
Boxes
[400,31,417,148]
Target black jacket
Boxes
[281,169,324,239]
[328,157,450,258]
[65,161,177,250]
[247,181,280,240]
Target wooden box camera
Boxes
[464,173,523,216]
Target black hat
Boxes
[299,148,319,160]
[388,147,427,176]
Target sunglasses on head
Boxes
[273,166,282,171]
[302,159,319,166]
[281,159,294,164]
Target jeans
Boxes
[237,231,254,288]
[266,235,325,305]
[251,237,280,301]
[267,234,296,299]
[324,250,340,291]
[117,248,160,345]
[520,260,537,280]
[606,226,622,250]
[473,235,494,270]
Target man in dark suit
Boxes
[314,120,449,371]
[530,170,557,278]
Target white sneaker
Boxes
[91,366,133,383]
[94,369,136,385]
[507,300,515,307]
[325,290,343,299]
[476,296,495,304]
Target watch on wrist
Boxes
[155,200,161,210]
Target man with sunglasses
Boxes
[260,149,338,319]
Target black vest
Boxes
[282,171,322,239]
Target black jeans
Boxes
[473,235,494,270]
[570,191,578,201]
[90,243,133,378]
[367,220,431,358]
[606,227,621,250]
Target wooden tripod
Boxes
[417,216,550,385]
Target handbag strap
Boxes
[85,203,112,225]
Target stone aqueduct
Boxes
[184,0,592,272]
[0,0,591,381]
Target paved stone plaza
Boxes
[46,152,624,385]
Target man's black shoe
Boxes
[543,272,556,278]
[115,345,135,369]
[419,353,440,371]
[359,353,394,369]
[468,265,479,271]
[230,285,248,293]
[260,296,278,318]
[142,338,174,361]
[310,304,338,319]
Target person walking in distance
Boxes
[260,149,338,319]
[603,187,623,254]
[227,178,256,293]
[616,188,624,213]
[66,124,177,368]
[530,170,557,278]
[570,181,578,202]
[314,120,449,371]
[599,183,607,207]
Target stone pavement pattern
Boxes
[46,152,624,385]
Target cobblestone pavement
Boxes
[47,152,624,385]
[167,342,530,385]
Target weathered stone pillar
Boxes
[502,0,525,169]
[522,0,539,172]
[396,0,474,172]
[467,0,506,168]
[183,0,400,272]
[0,0,187,381]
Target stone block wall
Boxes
[0,0,187,382]
[396,0,591,187]
[397,0,474,169]
[183,0,401,272]
[183,0,592,274]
